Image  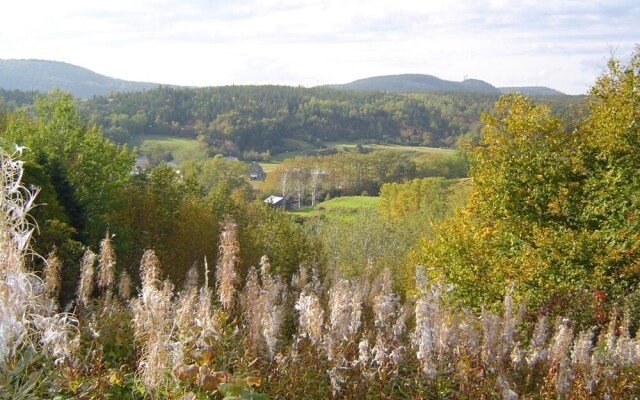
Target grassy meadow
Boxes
[290,195,380,221]
[135,135,458,165]
[333,142,458,156]
[136,135,207,163]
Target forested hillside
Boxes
[0,75,581,157]
[78,85,579,156]
[0,88,38,112]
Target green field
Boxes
[135,135,207,164]
[258,162,280,173]
[334,143,457,156]
[135,136,458,168]
[274,139,459,161]
[290,196,380,221]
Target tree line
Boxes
[261,150,468,208]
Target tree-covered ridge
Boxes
[499,86,566,96]
[325,75,566,96]
[0,88,38,112]
[331,73,502,93]
[0,59,161,98]
[0,83,581,157]
[79,85,580,156]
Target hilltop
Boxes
[0,59,161,98]
[499,86,565,96]
[331,73,565,96]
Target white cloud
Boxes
[0,0,638,94]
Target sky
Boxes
[1,0,638,95]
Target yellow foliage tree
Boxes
[411,48,640,320]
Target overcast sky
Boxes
[1,0,638,95]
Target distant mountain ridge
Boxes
[0,59,161,98]
[0,59,566,98]
[332,74,500,94]
[499,86,565,96]
[332,74,565,96]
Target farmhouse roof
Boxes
[264,195,284,205]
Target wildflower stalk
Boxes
[43,251,61,300]
[216,219,239,310]
[0,148,78,391]
[131,250,175,394]
[97,232,115,292]
[77,248,97,306]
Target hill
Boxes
[0,59,567,100]
[77,85,580,156]
[499,86,565,96]
[78,85,503,151]
[331,74,566,96]
[0,59,579,156]
[331,74,501,94]
[0,59,161,98]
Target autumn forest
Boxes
[0,48,639,399]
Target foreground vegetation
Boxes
[1,149,639,399]
[1,48,639,398]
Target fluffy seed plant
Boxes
[0,147,79,398]
[324,276,364,397]
[216,218,240,312]
[117,269,132,301]
[241,266,264,357]
[84,230,139,394]
[171,238,269,399]
[97,232,115,299]
[130,249,176,396]
[411,266,457,379]
[43,251,61,302]
[368,268,407,379]
[240,256,287,360]
[76,248,97,307]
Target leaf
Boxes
[136,385,146,395]
[246,376,261,387]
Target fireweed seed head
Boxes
[140,249,161,289]
[117,270,132,301]
[43,252,61,299]
[549,318,573,366]
[77,248,96,306]
[97,232,116,291]
[216,219,240,310]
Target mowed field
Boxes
[332,142,458,156]
[289,196,380,221]
[136,135,208,164]
[136,136,459,166]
